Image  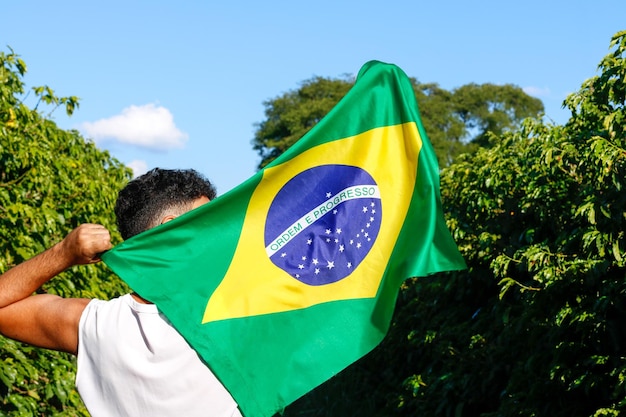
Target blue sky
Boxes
[2,1,625,193]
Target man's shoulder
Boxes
[80,293,161,326]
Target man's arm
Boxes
[0,224,112,354]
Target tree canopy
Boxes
[252,76,354,169]
[0,49,131,416]
[281,30,626,417]
[252,70,543,169]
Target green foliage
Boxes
[452,83,545,147]
[253,76,354,169]
[0,49,131,415]
[281,31,626,417]
[252,72,543,169]
[411,82,466,167]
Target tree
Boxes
[252,72,543,169]
[252,76,354,169]
[0,49,131,416]
[280,30,626,417]
[398,31,626,415]
[412,82,466,167]
[452,83,545,147]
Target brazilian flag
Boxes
[102,61,466,417]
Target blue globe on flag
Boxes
[264,165,382,286]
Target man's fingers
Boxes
[65,224,113,265]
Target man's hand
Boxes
[58,224,112,265]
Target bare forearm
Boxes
[0,242,74,308]
[0,224,112,308]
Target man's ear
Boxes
[161,214,177,224]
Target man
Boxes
[0,168,243,417]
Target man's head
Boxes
[115,168,217,240]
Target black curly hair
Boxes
[114,168,217,240]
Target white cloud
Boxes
[81,104,188,150]
[523,86,551,98]
[127,160,149,178]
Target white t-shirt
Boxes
[76,294,242,417]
